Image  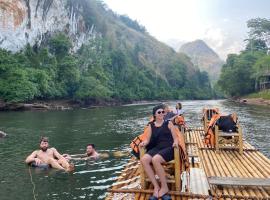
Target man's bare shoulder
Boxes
[30,150,39,155]
[50,147,61,152]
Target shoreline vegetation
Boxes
[0,99,125,111]
[0,99,165,111]
[1,96,270,112]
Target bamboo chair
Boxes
[139,146,183,191]
[214,118,243,154]
[202,108,219,133]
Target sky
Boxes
[103,0,270,60]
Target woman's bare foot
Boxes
[158,186,169,197]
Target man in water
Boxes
[63,144,103,160]
[63,144,129,161]
[25,137,74,172]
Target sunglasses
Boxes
[157,110,165,114]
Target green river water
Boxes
[0,100,269,200]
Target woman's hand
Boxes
[139,141,147,148]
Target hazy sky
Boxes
[103,0,270,60]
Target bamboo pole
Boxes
[231,151,262,198]
[226,151,253,198]
[108,188,210,198]
[219,151,242,197]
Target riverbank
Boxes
[238,97,270,106]
[238,90,270,106]
[0,99,126,111]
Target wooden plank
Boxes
[218,132,241,137]
[208,177,270,186]
[108,188,210,198]
[174,147,181,191]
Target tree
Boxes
[218,52,259,96]
[245,39,268,53]
[57,56,80,97]
[75,76,111,100]
[247,18,270,45]
[49,33,72,59]
[0,68,38,102]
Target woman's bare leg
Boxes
[152,155,169,197]
[140,154,160,197]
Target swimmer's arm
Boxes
[25,150,38,164]
[69,154,87,158]
[67,156,94,161]
[83,155,99,160]
[62,153,88,160]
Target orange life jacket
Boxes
[204,113,220,147]
[130,126,149,154]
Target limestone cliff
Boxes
[0,0,95,52]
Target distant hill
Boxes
[179,40,224,83]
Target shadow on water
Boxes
[0,100,269,199]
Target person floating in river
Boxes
[139,104,179,200]
[25,136,74,172]
[63,144,110,161]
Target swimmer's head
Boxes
[86,144,95,156]
[39,136,49,152]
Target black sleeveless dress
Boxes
[146,121,174,162]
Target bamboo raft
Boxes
[106,127,270,200]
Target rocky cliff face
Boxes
[0,0,95,52]
[179,40,224,83]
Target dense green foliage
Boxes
[0,33,211,103]
[217,18,270,97]
[0,0,212,103]
[118,15,146,33]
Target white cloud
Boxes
[204,27,225,48]
[104,0,247,59]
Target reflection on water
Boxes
[0,100,269,199]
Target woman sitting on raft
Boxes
[140,104,179,200]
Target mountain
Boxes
[179,40,224,83]
[0,0,212,103]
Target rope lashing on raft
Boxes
[28,166,38,200]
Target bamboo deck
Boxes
[106,127,270,200]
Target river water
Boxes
[0,100,269,200]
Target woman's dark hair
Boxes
[152,103,165,121]
[152,104,165,115]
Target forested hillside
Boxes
[0,0,212,105]
[217,18,270,97]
